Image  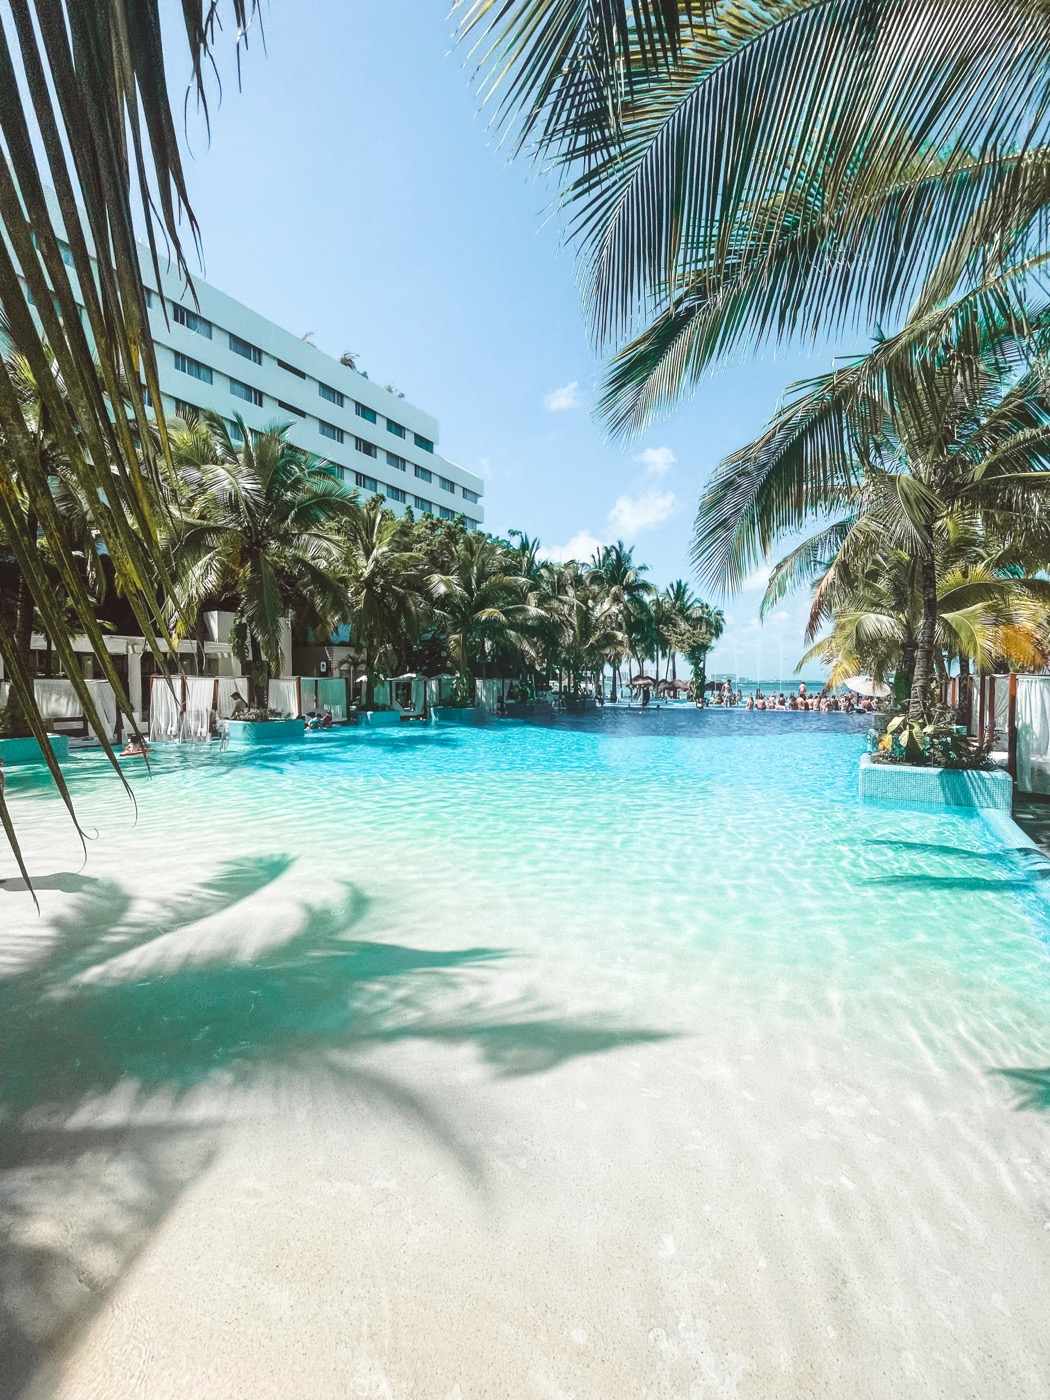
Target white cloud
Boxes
[634,446,676,478]
[742,565,772,592]
[540,529,607,564]
[608,489,676,538]
[544,380,580,413]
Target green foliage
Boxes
[874,711,993,770]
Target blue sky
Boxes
[158,0,855,679]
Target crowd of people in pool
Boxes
[703,681,881,713]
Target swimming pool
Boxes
[3,711,1050,1398]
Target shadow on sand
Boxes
[990,1066,1050,1111]
[0,853,671,1397]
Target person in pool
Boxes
[745,695,754,710]
[229,690,249,719]
[120,733,148,758]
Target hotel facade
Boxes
[0,190,485,727]
[12,188,485,527]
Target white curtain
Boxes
[184,676,215,741]
[970,675,1012,745]
[1016,676,1050,794]
[82,679,118,741]
[149,676,184,741]
[34,678,117,741]
[372,680,391,708]
[268,678,299,717]
[216,676,248,718]
[299,678,319,714]
[476,679,504,712]
[316,677,347,719]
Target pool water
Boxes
[3,711,1050,1399]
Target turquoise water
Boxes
[5,708,1049,1108]
[4,710,1050,1397]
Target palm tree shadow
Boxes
[0,1121,219,1400]
[0,853,673,1396]
[990,1066,1050,1111]
[862,837,1049,866]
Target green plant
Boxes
[873,711,994,769]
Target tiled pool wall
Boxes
[859,754,1013,811]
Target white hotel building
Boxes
[0,191,485,726]
[13,189,485,527]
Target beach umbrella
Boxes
[843,674,891,698]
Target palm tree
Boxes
[794,549,1050,692]
[167,414,354,708]
[589,540,653,697]
[551,562,624,698]
[426,532,538,701]
[341,497,421,709]
[694,299,1050,717]
[460,2,1050,434]
[662,579,699,681]
[672,601,725,701]
[0,334,137,827]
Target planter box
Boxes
[859,753,1012,810]
[360,710,402,727]
[224,718,304,746]
[0,734,70,767]
[431,706,484,725]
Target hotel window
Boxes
[386,485,406,504]
[355,401,377,424]
[173,302,212,338]
[439,476,455,494]
[462,488,480,504]
[230,377,263,406]
[277,358,306,378]
[354,472,378,492]
[230,332,262,364]
[321,462,345,481]
[414,464,432,483]
[355,437,377,458]
[414,496,433,514]
[319,420,344,443]
[277,400,305,418]
[387,418,406,438]
[174,350,212,384]
[439,506,456,521]
[227,418,244,442]
[414,433,434,453]
[173,398,200,420]
[320,382,344,407]
[386,451,406,471]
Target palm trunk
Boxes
[248,630,270,710]
[908,546,938,721]
[896,634,916,707]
